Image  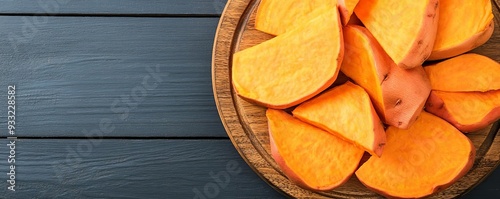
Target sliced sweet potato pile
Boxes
[267,109,364,191]
[255,0,337,35]
[338,0,360,25]
[293,81,386,157]
[425,90,500,132]
[341,25,431,129]
[354,0,439,69]
[356,112,475,198]
[429,0,494,60]
[424,53,500,92]
[232,8,343,109]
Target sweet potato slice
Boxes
[425,90,500,132]
[354,0,439,69]
[255,0,337,35]
[428,0,494,60]
[341,25,431,129]
[232,8,343,109]
[356,112,475,198]
[293,81,386,157]
[267,109,364,191]
[424,53,500,92]
[338,0,360,25]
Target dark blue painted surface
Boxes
[463,167,500,198]
[0,139,284,198]
[0,17,225,137]
[0,0,228,15]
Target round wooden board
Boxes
[212,0,500,198]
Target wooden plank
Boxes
[0,0,228,15]
[0,139,497,198]
[0,16,226,137]
[0,139,284,198]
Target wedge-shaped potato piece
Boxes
[341,25,431,129]
[429,0,494,60]
[293,81,386,156]
[424,53,500,92]
[338,0,360,25]
[354,0,439,69]
[233,9,343,109]
[425,90,500,132]
[255,0,337,35]
[267,109,364,191]
[356,112,475,198]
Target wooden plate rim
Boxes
[212,0,500,198]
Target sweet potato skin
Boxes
[341,25,431,129]
[425,91,500,132]
[382,65,431,129]
[429,20,494,60]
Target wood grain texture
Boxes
[0,0,228,15]
[0,138,497,198]
[0,17,225,137]
[0,139,284,198]
[212,0,500,198]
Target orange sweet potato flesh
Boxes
[425,90,500,132]
[293,81,386,157]
[354,0,439,69]
[424,53,500,92]
[341,25,431,129]
[232,8,343,109]
[255,0,337,35]
[356,112,475,198]
[338,0,360,26]
[267,109,364,191]
[429,0,494,60]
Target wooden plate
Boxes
[212,0,500,198]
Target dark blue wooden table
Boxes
[0,1,497,198]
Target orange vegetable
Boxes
[255,0,337,35]
[267,109,364,191]
[232,8,344,109]
[356,112,475,198]
[338,0,360,25]
[341,25,431,129]
[424,53,500,92]
[425,90,500,132]
[293,81,386,157]
[355,0,439,69]
[428,0,494,60]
